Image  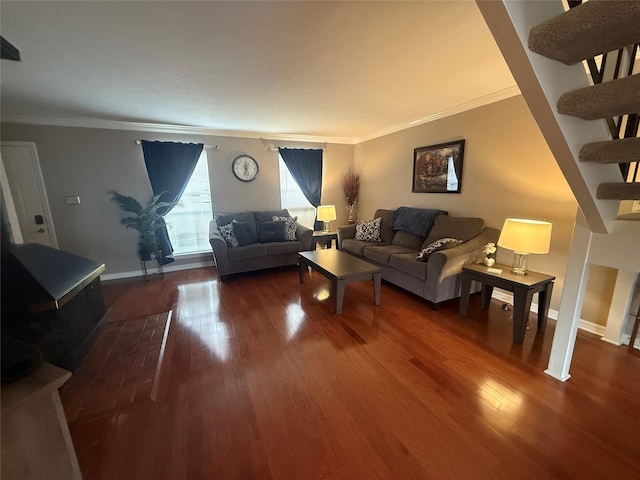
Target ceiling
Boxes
[0,1,518,144]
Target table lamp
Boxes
[317,205,336,232]
[497,218,552,275]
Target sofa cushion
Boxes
[254,209,290,223]
[355,217,382,242]
[424,216,484,247]
[215,211,257,240]
[273,215,298,241]
[266,240,302,255]
[342,239,389,256]
[219,222,239,248]
[215,211,255,227]
[227,243,268,261]
[259,221,286,243]
[389,253,430,280]
[363,244,416,266]
[232,221,258,246]
[416,237,464,262]
[391,230,425,250]
[374,209,396,244]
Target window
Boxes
[164,151,213,255]
[279,155,315,228]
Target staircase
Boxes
[528,0,640,204]
[477,0,640,233]
[477,0,640,381]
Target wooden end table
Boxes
[311,231,339,250]
[459,263,555,344]
[298,249,381,315]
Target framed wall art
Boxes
[412,139,465,193]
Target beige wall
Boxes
[1,95,614,325]
[0,124,353,274]
[354,95,581,314]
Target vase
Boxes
[346,204,356,224]
[484,257,496,267]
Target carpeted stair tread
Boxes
[597,182,640,200]
[558,73,640,120]
[580,137,640,164]
[529,0,640,65]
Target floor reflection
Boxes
[478,378,524,430]
[177,280,230,362]
[285,302,306,340]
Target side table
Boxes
[311,231,339,250]
[459,263,555,344]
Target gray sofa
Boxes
[209,209,313,280]
[338,208,500,308]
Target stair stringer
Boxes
[476,0,621,234]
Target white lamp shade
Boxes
[317,205,337,222]
[497,218,552,254]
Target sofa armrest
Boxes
[426,227,501,285]
[296,223,313,251]
[209,220,230,274]
[337,224,356,248]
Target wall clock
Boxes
[231,154,259,182]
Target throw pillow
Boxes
[355,217,382,242]
[232,220,258,246]
[272,215,298,241]
[219,222,239,248]
[259,220,286,243]
[416,237,463,262]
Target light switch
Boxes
[64,195,81,205]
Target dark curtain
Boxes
[278,148,323,230]
[141,140,204,264]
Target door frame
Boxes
[1,141,58,248]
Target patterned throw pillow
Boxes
[219,221,239,248]
[272,215,298,241]
[416,237,463,262]
[355,217,383,242]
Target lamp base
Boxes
[322,221,332,233]
[511,252,529,275]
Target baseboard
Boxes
[100,259,214,281]
[489,290,603,337]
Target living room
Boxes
[1,1,639,478]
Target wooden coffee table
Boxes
[298,249,381,315]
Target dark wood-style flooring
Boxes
[62,266,640,479]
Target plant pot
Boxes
[483,257,496,267]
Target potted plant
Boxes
[108,190,177,262]
[341,167,361,224]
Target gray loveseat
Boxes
[338,208,500,308]
[209,209,313,280]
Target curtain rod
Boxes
[135,140,219,150]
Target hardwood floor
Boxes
[62,266,640,479]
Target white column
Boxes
[601,270,637,345]
[545,212,592,381]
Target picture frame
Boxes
[412,139,465,193]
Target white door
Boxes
[1,142,58,247]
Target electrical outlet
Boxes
[64,195,81,205]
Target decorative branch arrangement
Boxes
[341,167,361,207]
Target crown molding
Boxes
[2,86,520,146]
[1,115,355,145]
[353,85,521,144]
